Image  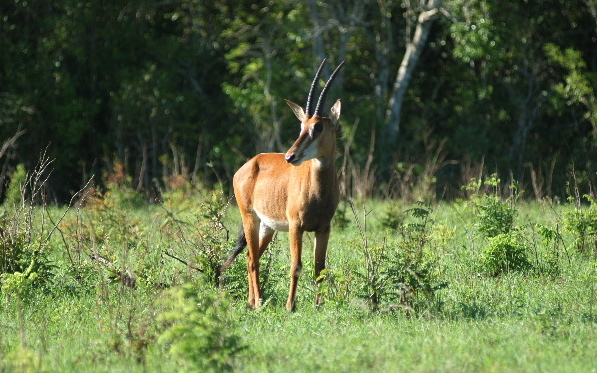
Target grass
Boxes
[237,312,596,372]
[2,186,597,372]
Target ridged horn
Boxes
[314,60,345,116]
[305,58,327,115]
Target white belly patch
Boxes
[255,210,289,232]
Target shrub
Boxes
[476,195,516,238]
[380,202,405,231]
[4,163,27,207]
[464,173,518,238]
[480,232,531,276]
[1,158,56,298]
[0,230,54,297]
[158,283,245,372]
[316,267,353,307]
[103,160,145,208]
[382,205,447,315]
[158,187,231,287]
[351,201,447,315]
[536,223,564,278]
[66,186,145,286]
[349,201,386,311]
[562,194,597,255]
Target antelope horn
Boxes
[305,58,327,115]
[314,60,346,116]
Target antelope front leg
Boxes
[314,226,330,307]
[286,226,304,312]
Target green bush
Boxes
[0,236,55,298]
[0,158,56,300]
[536,223,564,278]
[316,267,353,307]
[562,195,597,255]
[159,187,232,287]
[352,202,447,315]
[4,164,27,207]
[158,283,245,372]
[476,195,516,238]
[383,205,447,315]
[380,203,405,231]
[0,215,55,299]
[480,232,531,276]
[464,174,517,238]
[68,187,145,287]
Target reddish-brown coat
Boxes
[234,100,341,311]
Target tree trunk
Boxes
[385,0,442,148]
[374,0,393,122]
[586,0,597,26]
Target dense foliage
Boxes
[1,0,596,201]
[2,173,597,371]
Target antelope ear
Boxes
[285,100,306,122]
[330,99,341,126]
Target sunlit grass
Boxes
[1,196,597,372]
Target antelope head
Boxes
[284,59,345,166]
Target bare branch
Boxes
[0,129,26,159]
[163,250,204,272]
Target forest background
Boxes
[1,0,597,202]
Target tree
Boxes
[1,0,597,201]
[385,0,443,149]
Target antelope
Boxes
[222,58,345,311]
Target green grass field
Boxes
[2,185,597,372]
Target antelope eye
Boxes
[314,123,323,132]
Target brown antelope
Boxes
[222,58,345,311]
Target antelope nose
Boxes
[285,154,295,163]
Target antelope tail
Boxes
[221,228,247,271]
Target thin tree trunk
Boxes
[374,0,392,122]
[137,141,148,191]
[192,140,202,184]
[586,0,597,26]
[385,0,442,147]
[0,129,26,197]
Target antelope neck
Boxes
[306,155,336,193]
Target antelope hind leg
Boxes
[314,226,330,307]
